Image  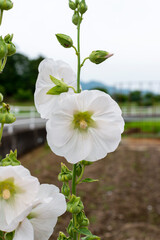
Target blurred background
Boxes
[0,0,160,239]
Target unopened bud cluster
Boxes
[69,0,88,25]
[0,34,16,59]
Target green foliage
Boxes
[0,53,43,99]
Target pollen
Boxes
[2,189,11,200]
[80,119,88,129]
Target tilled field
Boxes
[20,138,160,240]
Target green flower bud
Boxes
[56,34,73,48]
[89,50,113,64]
[0,0,13,10]
[61,182,70,197]
[67,220,74,238]
[76,163,82,177]
[47,75,69,95]
[81,160,92,166]
[67,194,84,214]
[75,0,79,7]
[4,34,16,56]
[0,36,8,59]
[0,93,3,102]
[0,103,16,124]
[58,163,72,182]
[76,211,89,226]
[69,0,76,10]
[78,0,88,14]
[57,232,70,240]
[0,150,21,166]
[72,11,79,25]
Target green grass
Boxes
[125,121,160,134]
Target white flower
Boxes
[46,90,124,164]
[34,58,77,119]
[12,184,67,240]
[0,165,40,231]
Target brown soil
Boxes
[20,138,160,240]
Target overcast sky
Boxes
[1,0,160,90]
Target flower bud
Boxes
[0,150,21,166]
[0,0,13,10]
[89,50,113,64]
[4,34,16,56]
[0,93,3,102]
[72,11,79,25]
[67,219,74,238]
[78,0,88,14]
[0,103,16,124]
[75,0,79,7]
[67,194,84,214]
[69,0,76,10]
[81,160,92,166]
[58,163,72,182]
[57,232,70,240]
[76,163,82,177]
[56,34,73,48]
[76,211,89,226]
[0,36,8,59]
[61,182,70,197]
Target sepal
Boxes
[89,50,113,64]
[0,150,21,166]
[0,36,8,59]
[67,194,84,214]
[67,219,75,237]
[56,34,73,48]
[77,211,89,227]
[4,34,16,56]
[57,232,71,240]
[58,163,72,182]
[76,162,82,177]
[61,182,70,197]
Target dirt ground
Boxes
[20,138,160,240]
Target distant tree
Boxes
[142,92,154,106]
[91,87,108,94]
[0,53,44,100]
[129,90,142,104]
[113,93,128,103]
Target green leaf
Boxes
[50,75,61,85]
[81,178,99,183]
[76,227,92,236]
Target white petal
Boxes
[13,218,34,240]
[30,186,66,240]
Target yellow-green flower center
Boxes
[0,177,17,200]
[2,189,11,200]
[73,111,95,131]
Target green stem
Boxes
[0,10,3,25]
[72,45,79,56]
[0,123,4,144]
[68,86,77,93]
[71,15,82,240]
[77,18,81,93]
[72,163,77,240]
[80,57,89,68]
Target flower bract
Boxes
[46,90,125,163]
[34,58,76,119]
[0,165,39,231]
